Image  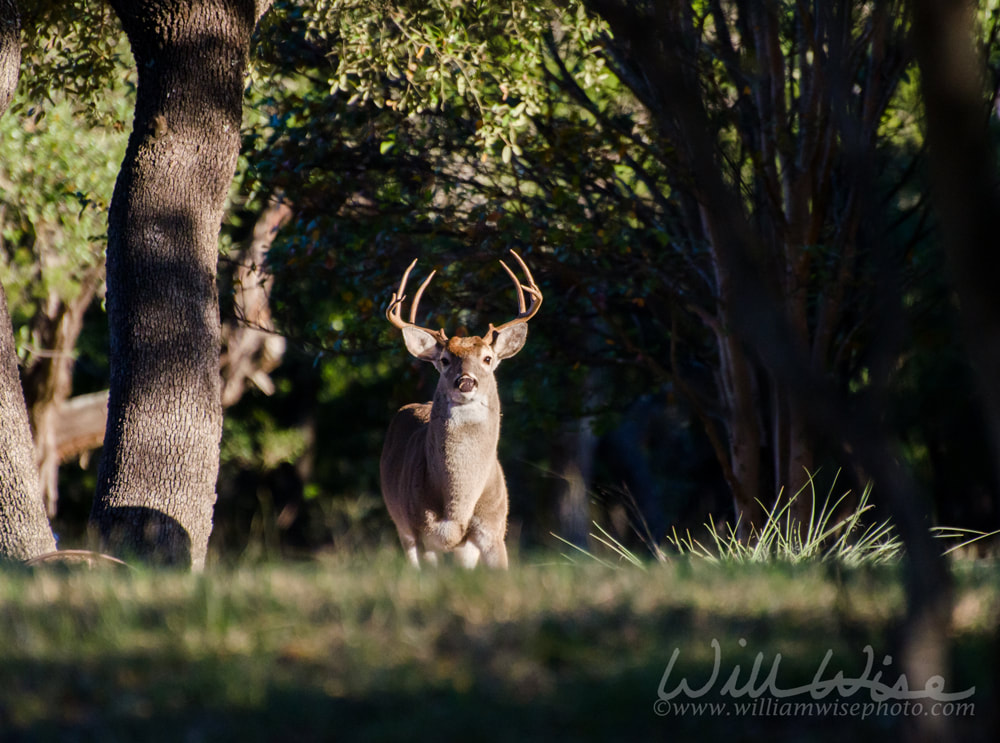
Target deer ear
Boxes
[402,326,443,362]
[490,323,528,360]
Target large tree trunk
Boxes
[910,2,1000,741]
[0,0,58,559]
[91,0,266,569]
[911,0,1000,498]
[0,289,58,559]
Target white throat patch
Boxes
[445,398,492,426]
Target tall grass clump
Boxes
[557,472,1000,568]
[665,477,901,567]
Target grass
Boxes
[0,552,996,742]
[663,479,905,566]
[559,474,999,569]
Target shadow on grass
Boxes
[0,600,992,743]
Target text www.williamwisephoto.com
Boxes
[652,638,976,720]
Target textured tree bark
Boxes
[0,289,59,559]
[91,0,267,568]
[0,0,17,114]
[0,0,59,559]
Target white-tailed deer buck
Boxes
[380,251,542,568]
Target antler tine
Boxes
[385,258,446,340]
[508,249,539,291]
[491,249,543,332]
[498,259,527,315]
[385,258,416,329]
[408,269,436,324]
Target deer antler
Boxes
[386,258,447,342]
[488,250,543,334]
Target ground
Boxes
[0,552,995,741]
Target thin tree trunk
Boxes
[720,333,762,536]
[784,405,814,525]
[24,268,102,516]
[91,0,267,569]
[554,416,596,547]
[702,210,763,536]
[220,198,290,407]
[0,0,58,559]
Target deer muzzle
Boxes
[455,375,478,394]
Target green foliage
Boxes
[0,28,132,353]
[307,0,608,156]
[554,477,905,568]
[221,408,311,470]
[554,521,653,569]
[17,1,129,125]
[8,0,996,556]
[246,0,674,416]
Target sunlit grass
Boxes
[553,521,650,569]
[559,473,999,569]
[667,477,904,567]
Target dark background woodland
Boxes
[4,0,1000,562]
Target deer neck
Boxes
[426,389,501,502]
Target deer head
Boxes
[386,251,542,412]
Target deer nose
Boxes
[455,375,477,393]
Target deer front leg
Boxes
[399,531,441,568]
[465,520,507,569]
[421,549,440,566]
[453,540,481,568]
[477,538,508,569]
[397,530,421,567]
